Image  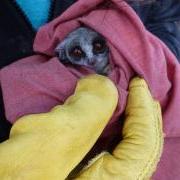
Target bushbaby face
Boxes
[55,27,109,74]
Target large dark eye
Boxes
[93,39,106,54]
[70,46,84,59]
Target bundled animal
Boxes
[55,27,110,75]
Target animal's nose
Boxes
[88,59,96,65]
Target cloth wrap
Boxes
[0,0,180,179]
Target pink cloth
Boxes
[1,0,180,179]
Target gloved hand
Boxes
[0,74,118,180]
[75,77,163,180]
[0,75,163,180]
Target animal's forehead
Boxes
[69,27,99,36]
[67,27,102,42]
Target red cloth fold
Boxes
[1,0,180,179]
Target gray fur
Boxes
[55,27,109,74]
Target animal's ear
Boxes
[55,42,68,63]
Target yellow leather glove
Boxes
[75,77,163,180]
[0,75,118,180]
[0,75,163,180]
